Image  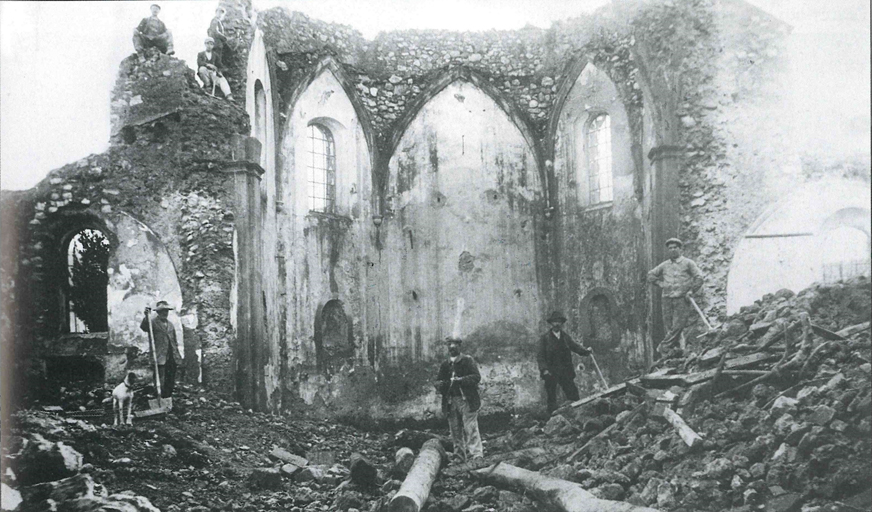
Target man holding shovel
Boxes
[140,301,181,398]
[647,238,704,352]
[537,311,594,414]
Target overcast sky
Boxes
[1,0,869,191]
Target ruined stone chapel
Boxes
[2,0,869,420]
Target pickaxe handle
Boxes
[687,296,713,331]
[588,351,609,388]
[145,313,163,406]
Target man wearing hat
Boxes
[207,7,233,66]
[197,37,234,100]
[435,337,484,462]
[133,4,175,56]
[537,311,592,414]
[140,301,182,398]
[647,238,704,351]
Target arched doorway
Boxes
[315,299,353,373]
[64,228,110,333]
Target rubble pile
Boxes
[479,277,871,512]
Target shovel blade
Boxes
[135,397,173,419]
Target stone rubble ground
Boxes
[2,277,870,512]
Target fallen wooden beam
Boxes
[442,446,560,477]
[388,439,445,512]
[565,379,639,409]
[661,407,703,449]
[474,462,660,512]
[836,321,870,338]
[683,352,777,385]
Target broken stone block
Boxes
[248,468,283,490]
[295,466,325,483]
[349,453,378,487]
[640,477,664,505]
[16,435,83,486]
[807,405,836,426]
[770,443,796,463]
[543,414,573,436]
[770,396,797,417]
[269,447,308,467]
[749,463,766,479]
[656,481,676,508]
[766,492,802,512]
[280,463,300,478]
[591,483,625,501]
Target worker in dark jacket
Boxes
[537,311,591,413]
[140,300,182,398]
[435,337,483,462]
[133,4,174,56]
[197,38,233,100]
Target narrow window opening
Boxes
[307,123,336,213]
[66,229,110,333]
[586,113,613,204]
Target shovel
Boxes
[587,350,610,389]
[137,310,173,419]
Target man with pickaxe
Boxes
[647,238,704,353]
[537,311,596,414]
[140,301,181,398]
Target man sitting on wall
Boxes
[647,238,704,352]
[140,301,182,398]
[133,4,174,57]
[435,337,484,462]
[198,38,234,101]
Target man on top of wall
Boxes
[207,7,233,66]
[133,4,175,58]
[647,238,704,352]
[198,37,234,101]
[537,311,592,414]
[140,301,182,398]
[435,337,484,462]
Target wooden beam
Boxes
[661,407,703,449]
[474,462,661,512]
[388,439,445,512]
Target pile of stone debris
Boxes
[444,277,870,512]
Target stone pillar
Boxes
[225,135,264,409]
[647,145,682,349]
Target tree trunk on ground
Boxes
[388,439,445,512]
[474,462,661,512]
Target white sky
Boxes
[1,0,869,190]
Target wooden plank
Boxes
[684,352,777,385]
[836,321,871,338]
[662,407,704,449]
[566,380,636,409]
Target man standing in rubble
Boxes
[140,301,181,398]
[133,4,175,57]
[198,38,234,101]
[435,337,484,462]
[647,238,704,351]
[538,311,592,414]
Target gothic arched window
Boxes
[307,123,336,213]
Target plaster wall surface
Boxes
[377,81,545,412]
[726,179,872,313]
[106,212,183,358]
[279,67,373,401]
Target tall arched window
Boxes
[307,123,336,213]
[65,229,110,333]
[586,113,613,204]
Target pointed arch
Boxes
[546,56,594,161]
[283,56,378,173]
[383,67,546,198]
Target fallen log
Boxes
[565,380,638,409]
[388,438,445,512]
[474,462,660,512]
[836,321,871,338]
[661,407,703,449]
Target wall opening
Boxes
[253,80,267,170]
[64,228,110,333]
[307,123,337,213]
[585,113,613,204]
[315,299,353,373]
[588,294,615,350]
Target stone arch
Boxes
[314,299,353,372]
[726,179,871,313]
[385,68,546,207]
[550,60,635,210]
[381,79,544,362]
[578,287,621,351]
[281,62,374,219]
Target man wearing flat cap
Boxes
[647,238,704,351]
[537,311,592,414]
[198,37,234,100]
[133,4,175,56]
[140,301,182,398]
[435,337,483,462]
